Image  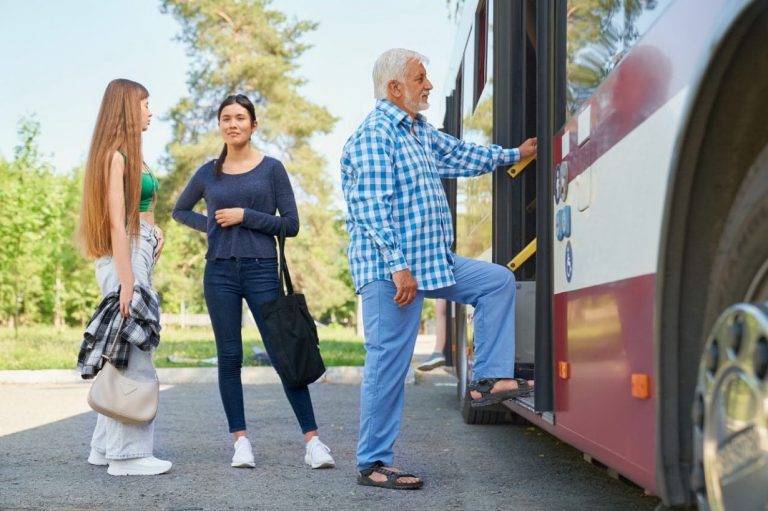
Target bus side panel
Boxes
[553,275,656,491]
[548,0,730,492]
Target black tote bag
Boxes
[261,224,326,387]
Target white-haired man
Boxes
[341,48,536,490]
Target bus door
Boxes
[444,0,543,416]
[494,0,541,410]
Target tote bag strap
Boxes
[276,222,295,296]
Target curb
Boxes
[0,366,416,386]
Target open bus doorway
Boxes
[441,0,546,424]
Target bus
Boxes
[440,1,768,509]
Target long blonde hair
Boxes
[78,79,148,259]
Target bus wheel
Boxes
[455,305,510,424]
[458,379,511,424]
[692,304,768,510]
[691,141,768,509]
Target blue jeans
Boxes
[203,257,318,434]
[357,255,516,469]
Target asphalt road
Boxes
[0,373,658,510]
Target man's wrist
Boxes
[501,147,520,165]
[382,247,408,272]
[390,261,409,273]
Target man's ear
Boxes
[387,80,402,98]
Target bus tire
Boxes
[460,394,510,425]
[703,140,768,333]
[692,141,768,510]
[455,306,511,425]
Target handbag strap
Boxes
[276,222,295,296]
[103,314,125,362]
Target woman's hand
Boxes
[215,208,245,227]
[154,225,165,262]
[119,283,133,317]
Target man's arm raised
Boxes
[431,127,536,178]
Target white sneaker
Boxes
[231,437,255,468]
[87,448,108,466]
[417,352,446,371]
[107,456,172,476]
[304,437,335,469]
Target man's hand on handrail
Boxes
[518,137,538,159]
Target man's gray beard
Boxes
[404,91,429,112]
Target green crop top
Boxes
[140,167,159,212]
[117,150,158,212]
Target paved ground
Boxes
[0,373,659,511]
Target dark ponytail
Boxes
[215,93,257,176]
[215,144,228,176]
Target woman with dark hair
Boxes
[172,94,334,470]
[77,78,171,476]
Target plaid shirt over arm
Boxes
[77,284,161,379]
[341,99,520,292]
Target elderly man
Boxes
[341,48,536,490]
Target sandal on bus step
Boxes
[357,463,423,490]
[468,378,533,408]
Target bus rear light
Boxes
[558,361,570,379]
[631,374,651,399]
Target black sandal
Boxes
[357,462,423,490]
[468,378,533,408]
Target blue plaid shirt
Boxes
[341,100,520,292]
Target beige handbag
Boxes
[87,317,159,424]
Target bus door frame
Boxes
[532,0,566,412]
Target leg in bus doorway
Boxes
[424,254,533,407]
[356,280,424,489]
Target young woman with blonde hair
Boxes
[78,78,171,476]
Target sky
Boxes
[0,0,457,195]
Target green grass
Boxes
[0,324,365,370]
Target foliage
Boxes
[0,0,359,328]
[157,0,355,320]
[0,118,100,330]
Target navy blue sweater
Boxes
[172,156,299,260]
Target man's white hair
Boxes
[372,48,430,100]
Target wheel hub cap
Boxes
[694,304,768,510]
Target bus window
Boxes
[457,0,494,262]
[566,0,673,116]
[474,0,489,107]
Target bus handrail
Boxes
[507,153,536,179]
[507,238,537,271]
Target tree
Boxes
[41,167,100,328]
[457,95,493,259]
[0,119,100,329]
[0,119,50,330]
[158,0,353,320]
